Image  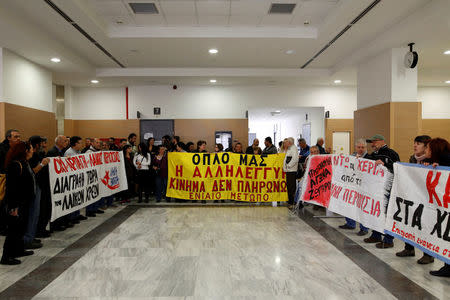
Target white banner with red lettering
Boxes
[300,155,392,232]
[49,151,128,221]
[385,163,450,264]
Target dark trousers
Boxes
[24,186,41,244]
[37,188,51,234]
[370,231,394,244]
[155,176,168,201]
[404,242,432,258]
[137,170,151,201]
[286,172,297,205]
[2,210,27,259]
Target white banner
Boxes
[49,151,128,221]
[300,155,392,232]
[385,163,450,264]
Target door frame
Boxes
[331,130,352,155]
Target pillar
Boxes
[354,48,421,161]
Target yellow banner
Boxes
[166,152,288,202]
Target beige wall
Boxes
[421,119,450,140]
[354,102,422,162]
[174,119,248,152]
[0,102,56,147]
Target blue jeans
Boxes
[345,218,368,231]
[370,230,394,244]
[24,186,41,244]
[155,177,167,201]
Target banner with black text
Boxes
[49,151,128,221]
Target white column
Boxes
[357,47,418,109]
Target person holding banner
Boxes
[1,142,36,265]
[424,137,450,277]
[283,137,299,209]
[363,134,399,249]
[396,136,434,264]
[120,145,136,204]
[339,139,369,236]
[85,138,105,217]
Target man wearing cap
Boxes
[363,134,400,249]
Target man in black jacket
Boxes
[246,139,259,154]
[363,134,400,249]
[262,137,277,155]
[0,129,21,236]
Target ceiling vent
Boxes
[129,3,159,14]
[269,3,296,14]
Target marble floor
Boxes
[0,204,447,299]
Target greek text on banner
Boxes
[166,152,288,202]
[300,154,392,232]
[385,163,450,264]
[49,151,128,221]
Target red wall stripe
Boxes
[126,87,129,120]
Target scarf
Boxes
[414,153,427,163]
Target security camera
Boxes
[172,85,177,90]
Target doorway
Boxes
[332,132,351,154]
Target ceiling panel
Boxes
[198,15,229,26]
[259,14,294,26]
[230,0,271,16]
[196,0,231,16]
[159,0,196,16]
[93,2,128,16]
[165,15,197,26]
[229,15,262,26]
[133,14,166,26]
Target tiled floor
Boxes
[0,203,448,299]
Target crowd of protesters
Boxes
[0,128,448,277]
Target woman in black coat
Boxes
[120,145,136,204]
[425,138,450,277]
[1,141,36,265]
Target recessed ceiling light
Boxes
[445,80,450,84]
[116,20,123,25]
[209,48,218,54]
[444,50,450,55]
[51,57,61,63]
[91,80,99,84]
[210,79,217,83]
[285,50,296,55]
[334,80,342,84]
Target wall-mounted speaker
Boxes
[325,111,330,118]
[154,107,161,115]
[137,111,141,119]
[245,110,248,119]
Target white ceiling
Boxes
[0,0,449,87]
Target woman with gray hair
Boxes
[283,137,298,209]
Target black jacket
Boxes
[262,144,278,155]
[47,146,64,158]
[0,139,11,173]
[316,144,327,154]
[436,153,450,167]
[368,145,400,173]
[5,160,36,211]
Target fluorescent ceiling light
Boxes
[444,50,450,55]
[51,57,61,63]
[91,80,99,84]
[210,79,217,83]
[208,48,218,54]
[334,80,342,84]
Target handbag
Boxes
[0,174,6,203]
